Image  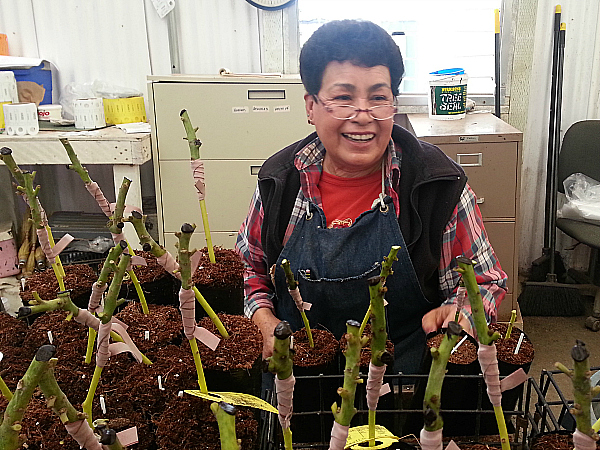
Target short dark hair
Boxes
[299,20,404,96]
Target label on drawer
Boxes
[252,106,269,113]
[459,135,479,142]
[232,106,249,113]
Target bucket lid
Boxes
[430,68,465,75]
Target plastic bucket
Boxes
[428,68,468,120]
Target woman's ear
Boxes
[304,93,315,123]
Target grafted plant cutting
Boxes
[0,147,67,292]
[419,322,462,450]
[127,209,230,339]
[556,341,600,450]
[0,345,111,450]
[365,246,399,446]
[61,138,149,315]
[282,259,314,348]
[176,222,209,392]
[456,256,510,450]
[329,320,367,450]
[267,321,295,450]
[180,109,216,264]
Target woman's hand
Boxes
[252,308,284,360]
[422,304,472,336]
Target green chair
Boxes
[556,120,600,329]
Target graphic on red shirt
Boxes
[318,170,382,228]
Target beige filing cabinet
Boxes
[406,113,523,322]
[148,75,314,252]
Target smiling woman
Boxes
[235,19,507,381]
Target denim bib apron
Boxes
[273,196,434,375]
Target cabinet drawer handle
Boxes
[476,197,485,204]
[250,165,261,175]
[456,153,483,167]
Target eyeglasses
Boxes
[314,96,397,121]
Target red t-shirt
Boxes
[318,170,382,229]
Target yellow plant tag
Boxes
[345,425,399,449]
[184,390,279,414]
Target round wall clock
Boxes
[245,0,296,10]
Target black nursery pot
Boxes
[292,358,341,445]
[195,284,244,318]
[121,275,178,306]
[478,325,534,435]
[203,355,262,398]
[406,330,483,437]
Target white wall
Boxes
[0,0,265,102]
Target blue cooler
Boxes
[2,61,53,105]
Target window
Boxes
[298,0,502,95]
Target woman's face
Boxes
[305,61,395,178]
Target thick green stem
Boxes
[267,322,294,450]
[61,138,93,184]
[368,246,400,367]
[0,147,26,187]
[178,223,209,392]
[128,211,166,257]
[85,242,126,362]
[267,321,294,380]
[455,257,500,345]
[17,172,66,290]
[109,178,131,235]
[180,109,202,160]
[38,358,87,425]
[281,259,313,347]
[180,109,216,264]
[457,258,508,448]
[332,320,367,426]
[423,323,462,431]
[98,242,130,323]
[177,223,196,290]
[99,240,127,284]
[0,345,55,450]
[210,402,240,450]
[556,341,598,438]
[18,290,79,318]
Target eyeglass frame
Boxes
[312,95,397,121]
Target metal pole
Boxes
[167,8,181,74]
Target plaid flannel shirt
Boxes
[235,137,507,329]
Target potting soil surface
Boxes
[191,247,244,288]
[20,263,97,303]
[1,305,262,449]
[124,250,170,284]
[194,313,262,370]
[293,328,339,367]
[488,323,535,365]
[427,332,478,364]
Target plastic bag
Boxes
[59,80,143,120]
[557,173,600,224]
